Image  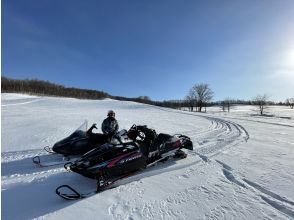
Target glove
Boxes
[92,123,97,129]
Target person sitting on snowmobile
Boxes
[86,110,119,145]
[101,110,119,138]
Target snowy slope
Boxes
[1,93,294,220]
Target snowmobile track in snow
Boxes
[158,107,250,158]
[155,107,249,157]
[216,159,294,219]
[197,115,250,156]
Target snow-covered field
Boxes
[1,93,294,220]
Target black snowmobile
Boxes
[33,121,109,167]
[56,125,193,200]
[51,121,108,156]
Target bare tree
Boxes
[286,98,294,109]
[220,101,226,112]
[220,98,233,112]
[186,88,197,112]
[138,96,150,101]
[185,95,193,111]
[187,83,213,112]
[253,94,269,115]
[226,98,231,112]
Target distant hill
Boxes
[1,76,109,100]
[1,76,185,109]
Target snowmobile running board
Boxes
[55,153,184,200]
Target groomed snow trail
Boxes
[153,107,250,158]
[190,115,249,157]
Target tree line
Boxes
[184,83,293,115]
[1,76,187,108]
[1,76,109,100]
[1,76,293,114]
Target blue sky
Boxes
[2,0,294,101]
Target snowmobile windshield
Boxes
[52,121,88,150]
[67,121,88,139]
[63,120,88,141]
[74,120,88,133]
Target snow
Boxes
[1,93,294,220]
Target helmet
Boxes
[107,110,115,117]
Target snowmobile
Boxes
[33,121,109,167]
[51,121,108,156]
[56,125,193,200]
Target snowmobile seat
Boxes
[151,133,172,151]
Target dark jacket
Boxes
[101,117,119,135]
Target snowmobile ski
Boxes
[56,172,135,200]
[44,146,55,154]
[32,155,77,167]
[56,185,93,200]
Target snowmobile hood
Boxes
[53,130,87,148]
[52,129,90,156]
